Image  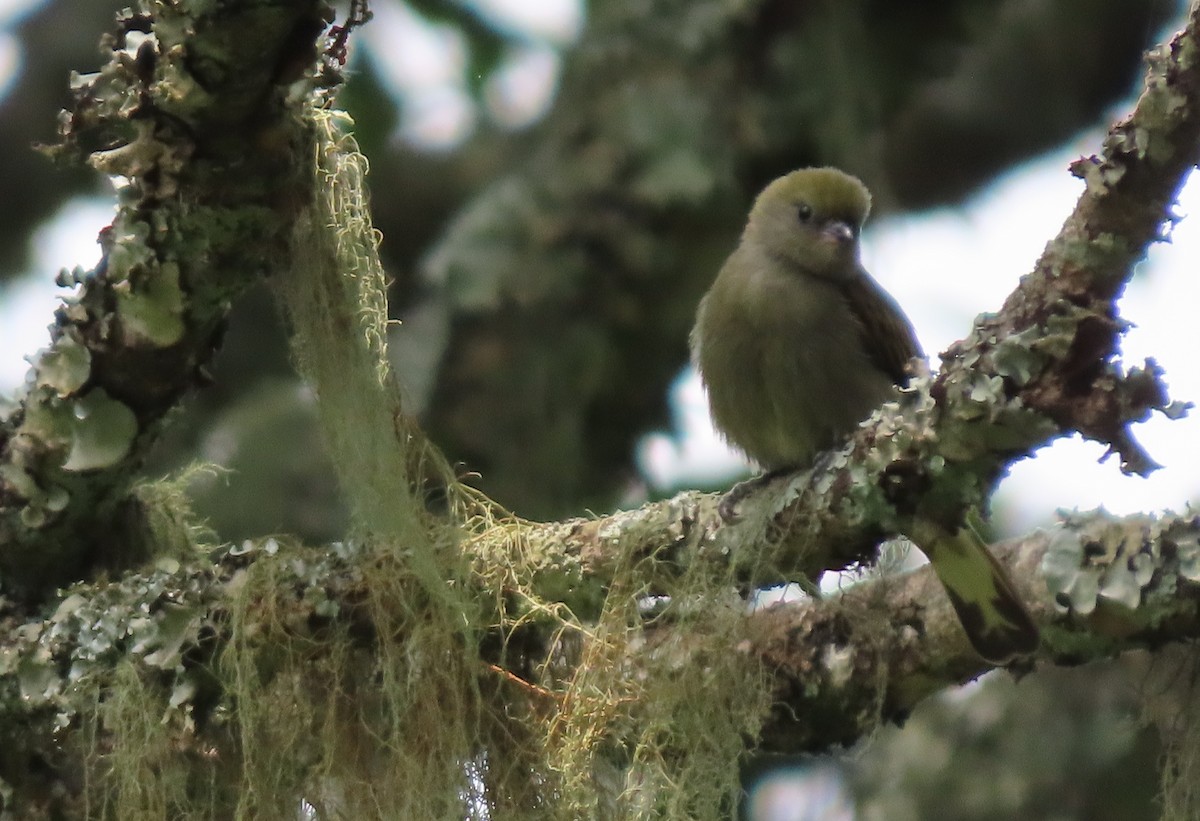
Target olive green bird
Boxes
[690,167,1038,664]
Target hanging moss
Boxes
[55,97,784,821]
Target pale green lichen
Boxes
[992,326,1046,387]
[1041,525,1100,615]
[1042,513,1200,620]
[1077,155,1126,195]
[36,335,92,397]
[1175,531,1200,582]
[62,388,138,472]
[114,259,185,347]
[18,396,72,451]
[1034,305,1093,358]
[1096,552,1142,609]
[97,205,187,347]
[136,603,203,669]
[104,215,154,282]
[0,464,39,501]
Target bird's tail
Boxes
[918,523,1040,664]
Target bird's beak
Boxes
[822,220,855,245]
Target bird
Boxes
[690,167,1039,664]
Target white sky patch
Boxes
[469,0,584,45]
[641,142,1200,536]
[398,83,477,148]
[0,0,43,26]
[365,0,469,89]
[484,44,560,128]
[0,0,45,102]
[361,0,475,148]
[638,367,747,489]
[358,0,579,148]
[864,141,1091,358]
[745,763,854,821]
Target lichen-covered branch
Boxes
[751,510,1200,753]
[1,1,1198,815]
[476,1,1200,603]
[0,508,1195,812]
[414,0,1169,519]
[0,1,331,598]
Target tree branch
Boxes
[751,510,1200,753]
[477,0,1200,601]
[0,2,330,598]
[1,506,1196,798]
[2,0,1199,812]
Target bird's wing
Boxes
[840,271,923,384]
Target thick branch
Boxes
[0,507,1195,797]
[0,2,330,597]
[1,2,1198,811]
[751,510,1200,753]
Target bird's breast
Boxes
[695,265,896,469]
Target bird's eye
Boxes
[797,204,813,223]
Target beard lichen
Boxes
[219,541,483,819]
[67,102,776,820]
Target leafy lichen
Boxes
[62,389,138,472]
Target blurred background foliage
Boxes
[0,0,1187,817]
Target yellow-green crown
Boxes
[752,167,871,227]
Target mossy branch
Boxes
[0,1,330,599]
[751,510,1200,753]
[0,508,1197,805]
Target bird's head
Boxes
[745,167,871,280]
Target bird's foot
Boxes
[718,468,792,522]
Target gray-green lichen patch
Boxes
[1072,153,1126,195]
[1174,532,1200,584]
[6,557,218,738]
[1,535,374,741]
[135,601,202,669]
[35,335,92,397]
[1030,308,1084,360]
[104,215,153,282]
[1043,514,1137,615]
[63,388,138,472]
[992,326,1046,387]
[932,354,1058,465]
[0,450,68,529]
[114,259,185,347]
[97,208,186,348]
[16,397,73,461]
[0,464,40,502]
[1042,513,1200,621]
